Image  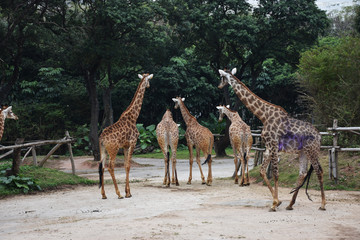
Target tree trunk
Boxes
[6,138,24,176]
[214,119,230,157]
[85,69,100,161]
[101,65,114,129]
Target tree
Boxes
[297,37,360,127]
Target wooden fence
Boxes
[0,131,76,175]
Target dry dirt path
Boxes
[0,157,360,240]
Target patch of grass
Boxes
[0,163,96,198]
[249,152,360,191]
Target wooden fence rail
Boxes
[0,131,76,175]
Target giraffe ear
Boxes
[148,74,153,79]
[138,74,143,79]
[216,106,221,110]
[218,70,226,76]
[226,105,230,108]
[231,68,237,75]
[181,98,185,102]
[172,98,177,102]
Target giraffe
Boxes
[218,68,326,211]
[216,105,253,186]
[156,109,179,187]
[172,97,214,186]
[0,105,19,141]
[98,73,153,199]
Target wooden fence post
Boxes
[6,138,24,176]
[66,131,76,175]
[32,146,37,166]
[329,119,339,184]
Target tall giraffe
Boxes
[156,109,179,186]
[172,97,214,186]
[218,68,326,211]
[98,73,153,199]
[216,105,253,186]
[0,105,18,141]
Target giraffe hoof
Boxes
[187,182,191,185]
[206,183,212,186]
[102,196,107,200]
[319,207,326,211]
[202,181,206,185]
[118,196,124,199]
[286,206,293,211]
[125,194,132,198]
[277,201,282,207]
[176,183,180,186]
[269,207,277,212]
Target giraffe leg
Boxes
[260,147,281,211]
[99,144,107,199]
[239,149,246,186]
[187,144,193,184]
[271,157,282,211]
[233,147,239,184]
[287,152,308,210]
[170,144,179,186]
[195,148,206,184]
[206,153,212,186]
[108,155,123,199]
[124,146,133,198]
[244,146,251,186]
[308,151,326,210]
[165,152,170,187]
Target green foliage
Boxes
[0,163,95,197]
[201,113,226,134]
[298,36,360,127]
[72,124,91,155]
[136,124,158,150]
[0,164,41,194]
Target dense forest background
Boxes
[1,0,359,160]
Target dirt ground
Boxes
[1,156,360,240]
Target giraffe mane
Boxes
[230,74,288,114]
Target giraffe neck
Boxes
[229,75,288,123]
[223,109,242,123]
[119,78,147,123]
[179,101,196,126]
[0,113,5,140]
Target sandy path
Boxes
[0,157,360,240]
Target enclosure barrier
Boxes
[0,131,76,175]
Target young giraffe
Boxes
[216,105,253,186]
[98,73,153,199]
[156,109,179,187]
[172,97,214,186]
[218,68,326,211]
[0,105,19,141]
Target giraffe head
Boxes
[172,97,185,109]
[218,68,237,89]
[1,105,18,120]
[216,105,230,122]
[138,73,153,88]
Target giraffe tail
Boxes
[98,141,106,188]
[290,164,314,201]
[202,137,212,165]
